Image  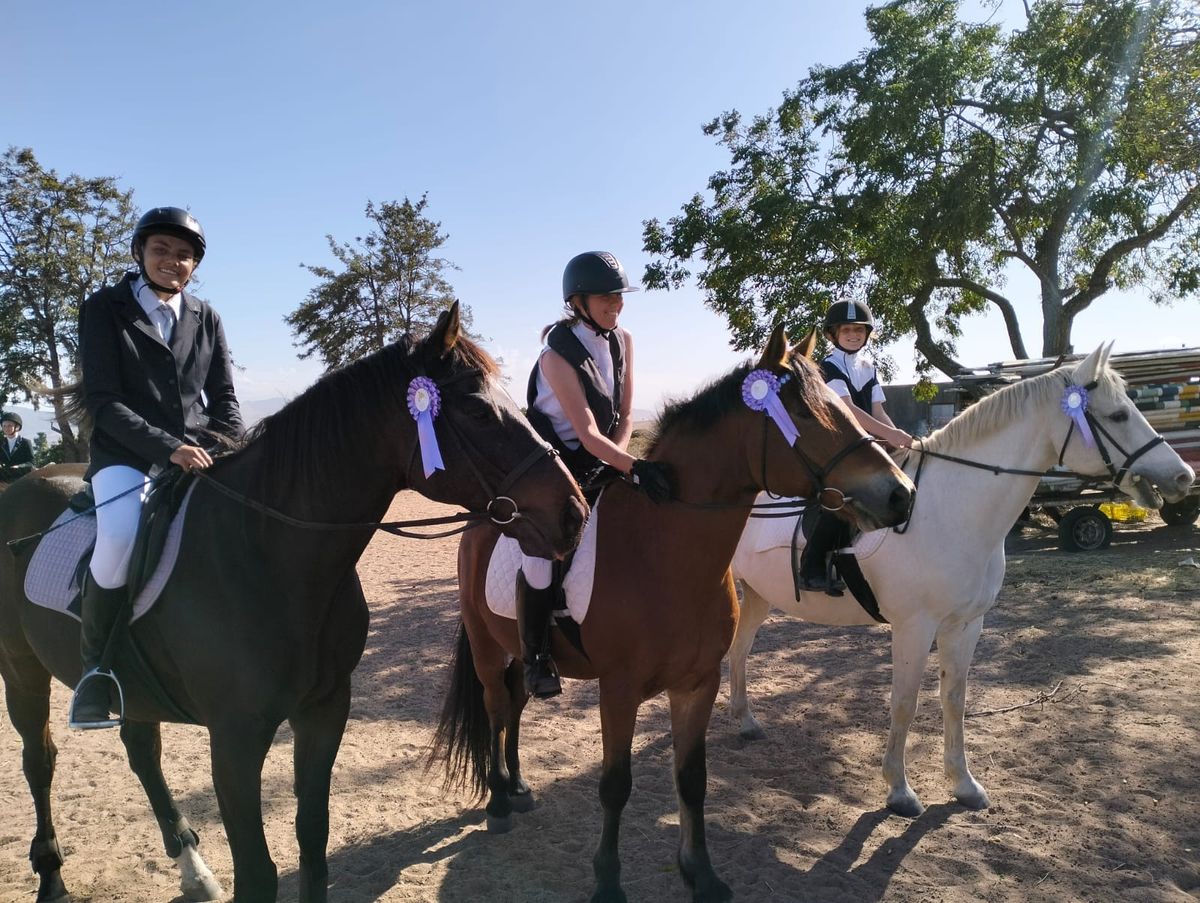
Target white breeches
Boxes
[90,465,152,589]
[520,555,553,590]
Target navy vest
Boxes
[820,359,878,414]
[526,322,626,480]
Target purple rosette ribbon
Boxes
[741,369,799,446]
[1061,384,1095,448]
[407,376,445,477]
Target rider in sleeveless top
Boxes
[69,207,243,729]
[800,300,912,595]
[519,251,672,698]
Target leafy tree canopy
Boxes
[0,146,137,459]
[287,195,468,371]
[643,0,1200,383]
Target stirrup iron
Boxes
[68,667,125,730]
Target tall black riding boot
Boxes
[799,513,845,597]
[68,579,126,729]
[516,574,562,699]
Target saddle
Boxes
[22,470,200,723]
[24,470,195,622]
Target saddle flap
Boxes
[485,490,604,624]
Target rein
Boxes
[7,367,563,551]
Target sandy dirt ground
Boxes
[1,494,1198,902]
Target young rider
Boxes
[0,411,35,482]
[70,207,244,728]
[800,299,912,594]
[519,251,672,698]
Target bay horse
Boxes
[0,303,587,903]
[728,342,1196,817]
[432,327,916,903]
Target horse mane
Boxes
[921,358,1126,454]
[239,333,499,498]
[647,352,834,452]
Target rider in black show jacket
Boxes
[80,272,242,479]
[71,206,242,730]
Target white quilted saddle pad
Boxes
[485,490,603,624]
[24,482,196,623]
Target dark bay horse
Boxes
[432,327,915,903]
[0,303,587,902]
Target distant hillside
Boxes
[6,399,655,446]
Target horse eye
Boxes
[1110,409,1129,423]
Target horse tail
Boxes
[427,619,490,798]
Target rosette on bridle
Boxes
[1061,385,1096,448]
[742,369,799,446]
[408,376,445,477]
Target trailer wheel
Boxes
[1160,496,1200,527]
[1059,506,1113,552]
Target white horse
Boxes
[728,343,1196,817]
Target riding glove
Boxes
[629,459,673,503]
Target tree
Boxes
[643,0,1200,383]
[0,147,137,460]
[287,195,467,370]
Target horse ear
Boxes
[756,323,790,371]
[1073,342,1106,385]
[795,328,818,361]
[429,301,462,355]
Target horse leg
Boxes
[120,720,223,901]
[728,580,771,741]
[590,688,639,903]
[669,670,732,903]
[208,719,279,902]
[883,620,937,817]
[935,615,991,810]
[3,674,67,903]
[502,661,535,814]
[289,680,351,903]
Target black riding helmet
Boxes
[132,207,206,263]
[823,300,875,352]
[0,411,21,429]
[562,251,639,301]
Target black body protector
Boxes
[525,323,626,484]
[820,359,877,416]
[799,357,879,600]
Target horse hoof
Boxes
[181,873,224,902]
[956,787,992,811]
[694,879,734,902]
[886,794,925,819]
[36,875,69,903]
[509,790,537,814]
[738,723,767,742]
[589,887,628,903]
[486,813,513,834]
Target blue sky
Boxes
[4,1,1195,420]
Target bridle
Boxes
[402,367,563,532]
[894,376,1165,532]
[675,365,883,515]
[758,413,879,513]
[1055,379,1164,490]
